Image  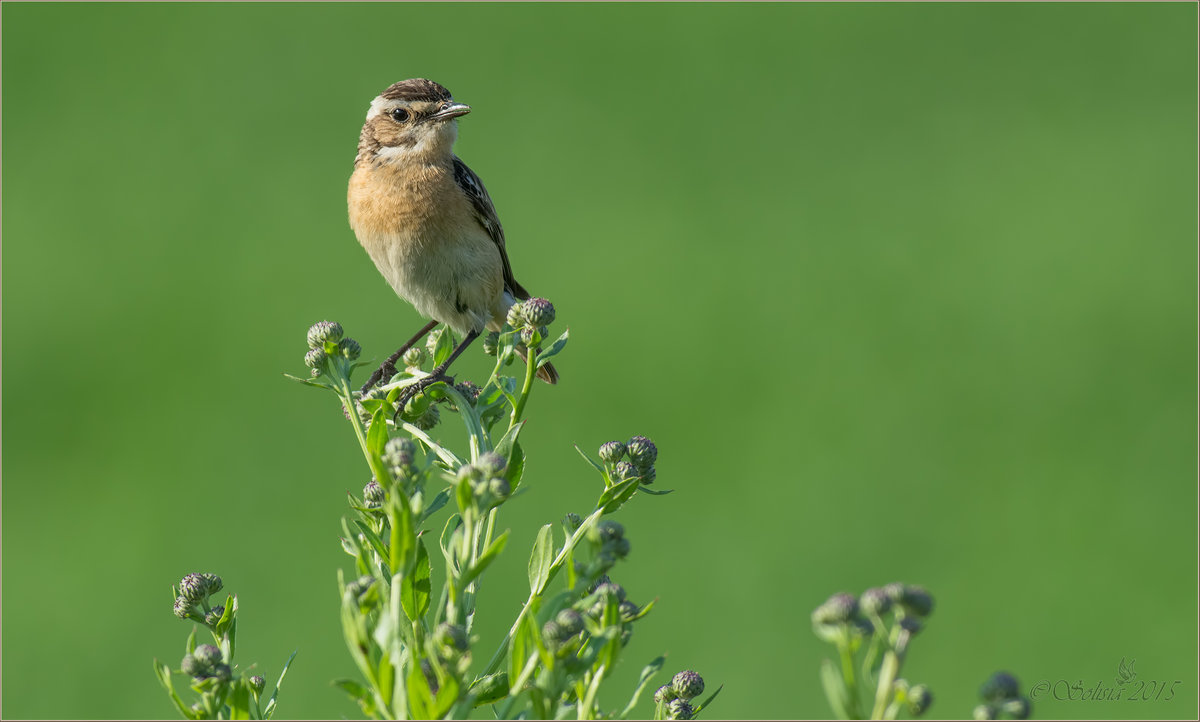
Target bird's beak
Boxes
[430,102,471,122]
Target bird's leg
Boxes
[395,329,481,412]
[360,319,440,394]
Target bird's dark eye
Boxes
[390,108,410,123]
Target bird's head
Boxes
[356,79,470,164]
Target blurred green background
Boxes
[3,3,1196,720]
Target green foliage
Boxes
[292,309,715,720]
[154,576,296,720]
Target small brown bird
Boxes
[348,78,558,398]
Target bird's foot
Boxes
[391,371,455,422]
[360,361,398,396]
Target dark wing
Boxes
[452,156,530,299]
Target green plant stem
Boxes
[510,342,538,427]
[838,634,862,720]
[870,628,910,720]
[480,508,604,677]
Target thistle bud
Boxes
[304,347,326,371]
[619,599,640,622]
[173,596,194,619]
[201,573,223,596]
[594,581,626,602]
[179,573,207,602]
[505,304,526,329]
[338,337,361,360]
[672,670,705,700]
[859,587,892,616]
[667,698,695,720]
[541,620,564,646]
[898,616,923,635]
[434,623,469,656]
[181,654,205,678]
[455,381,481,404]
[522,298,556,327]
[900,585,934,617]
[204,606,225,627]
[415,405,440,431]
[478,451,507,477]
[556,609,584,635]
[908,684,933,715]
[482,331,500,356]
[612,461,637,482]
[598,441,626,463]
[979,672,1020,702]
[193,644,222,668]
[626,436,658,470]
[812,592,858,625]
[425,327,446,355]
[655,684,677,704]
[594,520,625,543]
[640,466,656,484]
[403,346,426,368]
[306,321,343,349]
[610,537,631,559]
[249,676,266,694]
[520,326,538,346]
[345,575,375,600]
[487,476,511,500]
[1000,698,1030,720]
[363,480,385,508]
[973,704,996,720]
[383,437,416,470]
[562,512,583,532]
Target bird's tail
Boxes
[515,345,559,384]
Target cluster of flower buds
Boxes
[505,297,556,347]
[456,452,511,510]
[974,672,1031,720]
[382,437,418,484]
[541,575,642,665]
[173,572,224,623]
[180,643,231,683]
[654,670,707,720]
[813,583,935,640]
[598,435,658,485]
[581,519,631,576]
[304,321,361,378]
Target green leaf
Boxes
[263,650,298,720]
[507,441,526,491]
[535,328,569,368]
[228,680,252,720]
[462,530,510,586]
[469,672,510,707]
[597,476,641,513]
[420,489,450,522]
[439,514,463,571]
[152,660,195,719]
[282,372,336,390]
[432,325,457,366]
[455,475,473,514]
[214,593,236,637]
[406,657,436,720]
[389,493,416,577]
[619,655,666,718]
[353,520,391,566]
[638,486,674,496]
[494,420,526,460]
[431,671,461,718]
[185,626,197,656]
[820,659,851,720]
[527,524,554,594]
[333,678,377,717]
[692,683,724,718]
[574,444,606,474]
[367,407,390,461]
[400,538,432,622]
